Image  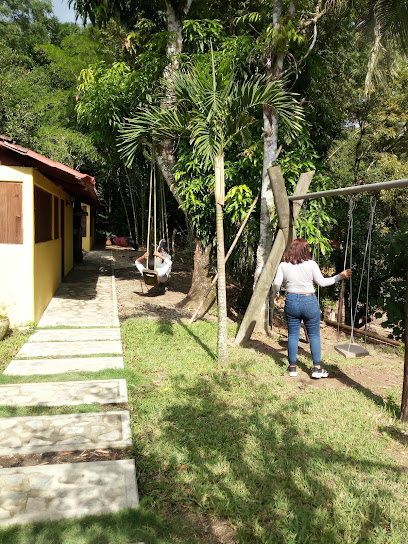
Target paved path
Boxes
[0,460,138,527]
[16,340,123,358]
[0,249,139,528]
[27,328,121,342]
[37,251,119,328]
[0,411,132,455]
[0,379,128,406]
[4,356,124,376]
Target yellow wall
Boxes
[32,170,71,323]
[64,201,73,276]
[82,203,94,252]
[0,167,34,325]
[0,166,75,325]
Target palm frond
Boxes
[119,107,190,166]
[375,0,408,51]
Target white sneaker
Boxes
[288,366,297,377]
[312,367,329,379]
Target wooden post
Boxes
[235,168,314,345]
[401,266,408,422]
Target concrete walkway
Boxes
[0,249,139,528]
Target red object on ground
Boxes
[113,237,131,248]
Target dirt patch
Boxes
[113,247,194,321]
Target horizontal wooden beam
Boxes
[325,319,403,347]
[288,177,408,202]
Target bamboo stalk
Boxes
[401,266,408,422]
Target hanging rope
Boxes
[339,195,376,351]
[350,195,377,349]
[313,201,323,304]
[146,156,154,268]
[337,196,356,342]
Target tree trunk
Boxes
[156,1,194,245]
[182,238,214,309]
[253,0,296,334]
[216,201,228,364]
[215,153,228,364]
[401,266,408,422]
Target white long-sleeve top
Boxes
[135,255,172,284]
[273,260,341,293]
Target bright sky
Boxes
[51,0,78,23]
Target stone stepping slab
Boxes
[4,356,124,376]
[0,379,128,406]
[0,459,139,527]
[28,329,121,343]
[0,411,132,455]
[16,340,122,359]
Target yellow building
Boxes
[0,136,98,326]
[81,203,95,253]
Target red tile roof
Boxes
[0,136,98,205]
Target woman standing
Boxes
[273,239,351,379]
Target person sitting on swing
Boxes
[135,239,172,284]
[273,238,351,379]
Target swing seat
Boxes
[335,342,369,358]
[143,270,160,287]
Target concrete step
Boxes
[4,356,124,376]
[0,379,128,406]
[0,459,139,527]
[16,340,122,359]
[0,411,132,455]
[28,329,121,343]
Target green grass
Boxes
[1,317,407,543]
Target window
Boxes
[0,182,23,244]
[34,186,52,243]
[54,196,59,239]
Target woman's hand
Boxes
[137,251,148,262]
[340,269,352,279]
[273,295,280,303]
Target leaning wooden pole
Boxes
[189,188,261,324]
[401,266,408,422]
[235,167,314,345]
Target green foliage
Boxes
[377,223,408,339]
[277,126,337,256]
[120,50,303,167]
[182,18,224,53]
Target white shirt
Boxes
[135,255,172,283]
[273,260,341,293]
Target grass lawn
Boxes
[0,318,407,543]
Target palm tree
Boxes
[365,0,408,96]
[119,48,303,364]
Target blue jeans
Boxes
[284,293,321,366]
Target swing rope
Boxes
[146,156,154,269]
[339,195,376,351]
[313,201,322,305]
[337,196,356,342]
[349,195,376,349]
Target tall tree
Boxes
[119,51,303,363]
[236,0,346,333]
[365,0,408,96]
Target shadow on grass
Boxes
[0,507,192,544]
[152,373,405,543]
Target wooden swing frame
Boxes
[234,172,408,420]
